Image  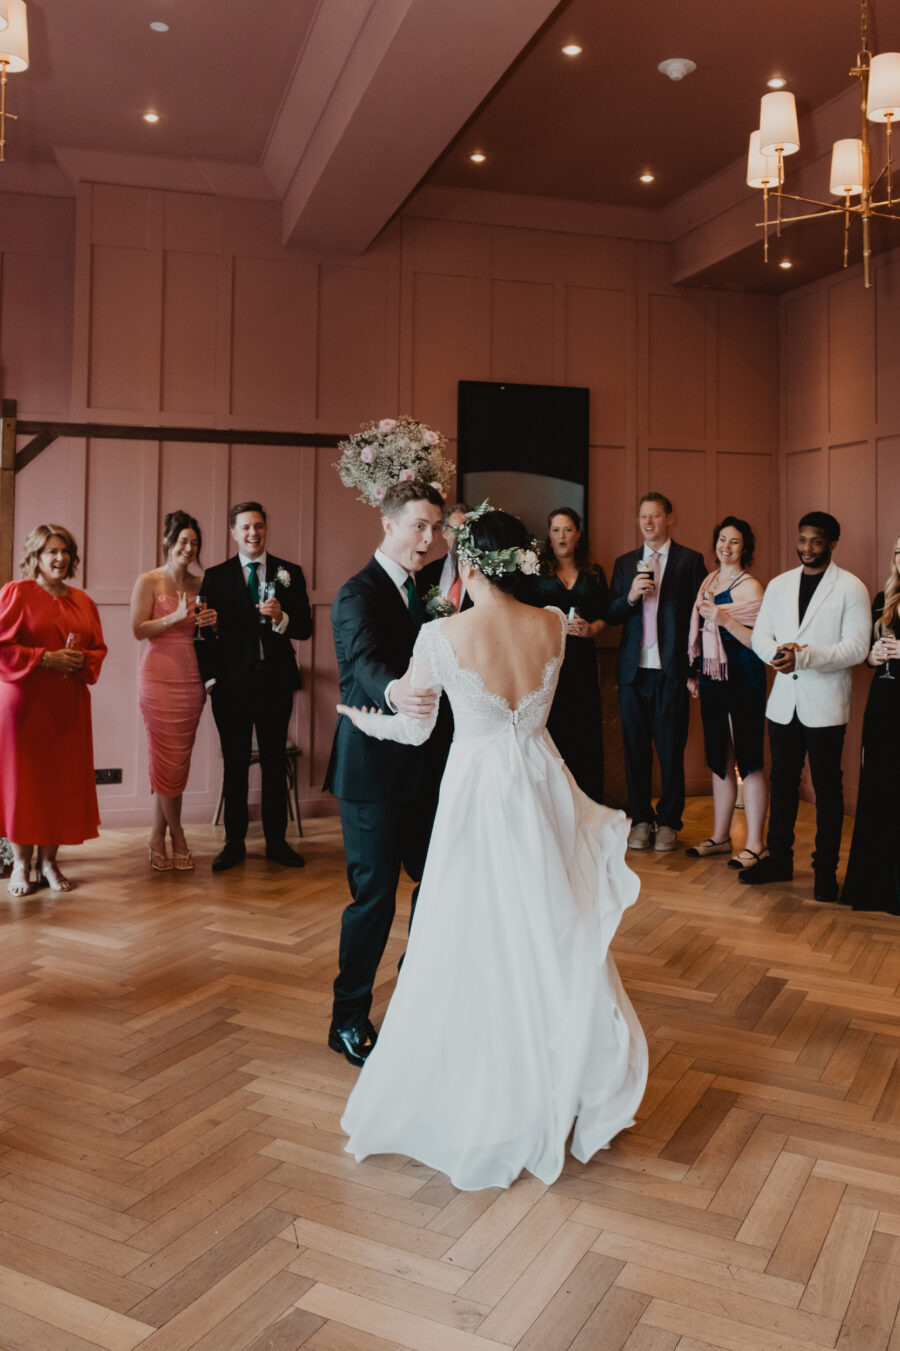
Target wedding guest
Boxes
[196,502,312,872]
[0,525,107,896]
[740,512,870,902]
[524,506,608,802]
[131,511,217,871]
[607,493,706,850]
[841,534,900,912]
[686,517,767,867]
[418,502,471,610]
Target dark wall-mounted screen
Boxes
[457,380,590,538]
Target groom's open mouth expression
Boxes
[383,501,443,574]
[232,511,267,560]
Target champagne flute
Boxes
[64,631,83,680]
[194,594,206,641]
[259,580,276,625]
[880,633,897,680]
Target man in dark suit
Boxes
[324,480,446,1066]
[196,501,312,872]
[607,492,706,852]
[418,501,471,612]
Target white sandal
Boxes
[7,863,32,897]
[40,861,72,892]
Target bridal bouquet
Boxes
[335,416,454,508]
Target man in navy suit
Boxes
[324,480,446,1066]
[196,502,312,872]
[607,493,706,852]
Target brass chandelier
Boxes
[746,0,900,287]
[0,0,29,164]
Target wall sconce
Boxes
[0,0,29,164]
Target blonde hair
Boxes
[20,524,80,580]
[876,536,900,636]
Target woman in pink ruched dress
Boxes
[131,512,217,871]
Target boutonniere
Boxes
[424,585,457,619]
[275,566,291,589]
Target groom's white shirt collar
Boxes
[374,549,412,603]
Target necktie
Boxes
[641,551,660,649]
[448,573,462,610]
[404,575,424,631]
[247,561,261,608]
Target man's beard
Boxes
[796,548,830,571]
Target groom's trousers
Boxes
[333,791,437,1025]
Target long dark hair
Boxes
[539,506,592,575]
[711,516,755,569]
[162,510,202,564]
[467,509,531,595]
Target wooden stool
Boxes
[213,740,303,836]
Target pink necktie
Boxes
[642,551,660,649]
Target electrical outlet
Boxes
[95,768,122,784]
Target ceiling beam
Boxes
[269,0,561,254]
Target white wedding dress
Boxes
[341,609,648,1191]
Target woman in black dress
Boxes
[841,536,900,913]
[525,507,608,801]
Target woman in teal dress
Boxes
[524,507,608,802]
[841,536,900,913]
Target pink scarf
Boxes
[688,572,761,680]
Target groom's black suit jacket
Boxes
[607,540,706,685]
[324,556,447,804]
[195,553,312,693]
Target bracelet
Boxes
[40,651,50,668]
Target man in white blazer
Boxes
[740,512,869,902]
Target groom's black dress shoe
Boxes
[814,872,839,903]
[265,842,306,868]
[328,1019,377,1067]
[212,842,246,872]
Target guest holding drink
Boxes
[686,517,768,867]
[0,525,107,896]
[524,507,608,801]
[131,511,217,871]
[841,535,900,912]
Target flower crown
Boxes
[451,501,540,578]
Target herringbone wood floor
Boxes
[0,802,898,1351]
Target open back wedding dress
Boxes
[341,609,648,1190]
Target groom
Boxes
[197,501,312,871]
[324,480,446,1066]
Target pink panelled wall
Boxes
[5,182,779,826]
[778,249,900,808]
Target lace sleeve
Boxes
[344,625,442,747]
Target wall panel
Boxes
[716,451,775,583]
[829,440,876,586]
[490,279,554,383]
[88,247,160,411]
[783,291,827,445]
[647,448,707,556]
[715,295,777,446]
[876,435,900,571]
[162,252,219,415]
[411,272,480,437]
[231,257,315,421]
[785,447,827,539]
[317,264,393,425]
[828,277,875,435]
[565,287,628,444]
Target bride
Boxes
[337,504,648,1191]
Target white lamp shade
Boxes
[759,90,799,155]
[867,52,900,122]
[0,4,9,34]
[0,0,28,72]
[747,130,779,188]
[829,138,864,195]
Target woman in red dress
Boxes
[0,525,107,896]
[131,511,216,870]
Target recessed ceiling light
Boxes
[639,173,655,184]
[469,151,486,163]
[767,76,786,89]
[561,44,582,57]
[143,112,160,124]
[779,259,793,269]
[150,21,169,32]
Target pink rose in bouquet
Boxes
[373,484,385,499]
[360,447,375,463]
[378,418,398,433]
[422,429,439,446]
[398,468,414,482]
